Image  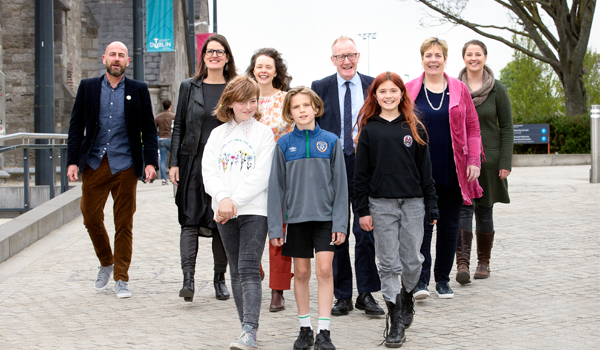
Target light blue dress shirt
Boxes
[336,73,364,148]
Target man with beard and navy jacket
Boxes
[67,41,158,299]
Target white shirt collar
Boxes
[223,118,256,139]
[337,72,361,88]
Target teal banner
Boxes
[146,0,174,52]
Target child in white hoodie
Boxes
[202,75,275,350]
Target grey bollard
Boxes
[591,105,600,183]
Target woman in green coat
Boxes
[456,40,514,284]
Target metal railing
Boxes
[0,133,69,212]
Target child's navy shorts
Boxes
[282,221,335,258]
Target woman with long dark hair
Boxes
[169,34,238,302]
[456,40,513,284]
[246,47,294,312]
[406,37,483,300]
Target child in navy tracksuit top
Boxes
[267,86,348,350]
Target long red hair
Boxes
[355,72,427,146]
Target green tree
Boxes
[500,37,594,154]
[499,36,563,124]
[583,49,600,107]
[413,0,596,117]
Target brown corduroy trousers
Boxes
[81,157,138,282]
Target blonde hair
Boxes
[420,37,449,59]
[281,86,324,124]
[213,76,262,122]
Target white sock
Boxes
[298,313,312,329]
[318,317,330,332]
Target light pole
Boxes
[358,33,376,75]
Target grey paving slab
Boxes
[0,166,599,349]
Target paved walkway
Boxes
[0,166,598,349]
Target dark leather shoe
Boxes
[269,289,285,312]
[214,272,230,300]
[331,298,353,316]
[179,272,194,302]
[355,292,385,315]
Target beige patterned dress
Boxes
[258,90,293,142]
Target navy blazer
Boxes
[67,75,159,178]
[311,72,375,137]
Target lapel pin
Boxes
[126,95,131,100]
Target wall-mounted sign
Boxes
[513,124,550,144]
[146,0,174,52]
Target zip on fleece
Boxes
[305,130,310,158]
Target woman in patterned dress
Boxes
[246,48,294,312]
[455,40,513,284]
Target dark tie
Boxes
[343,81,354,156]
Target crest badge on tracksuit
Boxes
[316,141,328,153]
[404,135,413,147]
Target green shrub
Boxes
[513,114,591,154]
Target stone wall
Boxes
[1,0,36,167]
[85,0,191,115]
[0,0,191,168]
[151,0,191,116]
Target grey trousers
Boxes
[370,197,425,303]
[217,215,267,330]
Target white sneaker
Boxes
[414,281,430,300]
[94,264,113,291]
[115,280,132,299]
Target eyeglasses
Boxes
[332,53,358,62]
[205,49,226,57]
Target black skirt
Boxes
[175,142,217,233]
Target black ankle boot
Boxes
[383,294,406,348]
[179,272,194,302]
[214,272,230,300]
[400,286,415,329]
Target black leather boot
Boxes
[383,294,406,348]
[179,272,194,302]
[214,272,230,300]
[400,287,415,329]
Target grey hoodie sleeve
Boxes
[267,145,287,240]
[331,140,349,234]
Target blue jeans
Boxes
[217,215,267,330]
[158,138,171,180]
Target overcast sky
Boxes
[209,0,599,87]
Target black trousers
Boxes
[180,226,228,274]
[419,183,463,284]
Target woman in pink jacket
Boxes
[405,37,483,300]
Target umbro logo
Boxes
[290,147,297,152]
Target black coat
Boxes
[169,77,207,167]
[67,75,158,178]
